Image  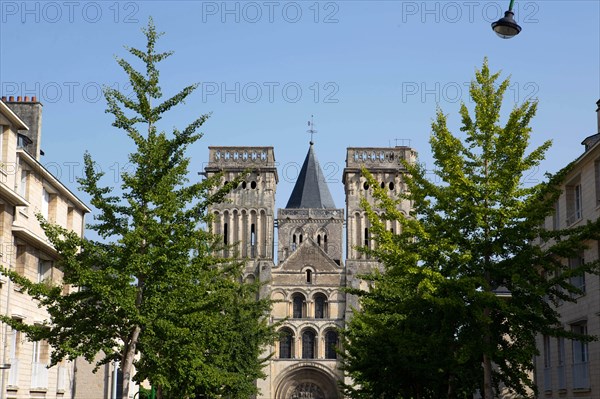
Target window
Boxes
[16,245,26,276]
[306,270,312,284]
[292,293,305,318]
[67,207,75,231]
[314,294,327,319]
[552,200,560,230]
[17,133,32,150]
[0,126,4,165]
[279,328,294,359]
[32,340,40,364]
[566,180,582,224]
[325,330,338,359]
[575,184,582,219]
[38,260,52,283]
[543,335,552,391]
[41,188,50,219]
[323,235,328,251]
[568,254,586,293]
[571,322,590,390]
[250,223,256,258]
[302,330,316,359]
[8,325,20,386]
[557,337,566,390]
[595,159,600,204]
[31,338,49,388]
[543,335,551,368]
[317,234,321,247]
[19,169,28,199]
[223,223,228,245]
[0,204,4,239]
[292,234,297,251]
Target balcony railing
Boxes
[31,362,49,388]
[7,358,19,386]
[556,364,566,390]
[572,361,590,390]
[543,367,552,391]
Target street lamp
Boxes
[492,0,522,39]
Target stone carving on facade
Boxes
[289,382,325,399]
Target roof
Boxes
[285,143,336,209]
[0,100,29,130]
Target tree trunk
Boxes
[121,325,141,399]
[482,307,493,399]
[483,352,493,399]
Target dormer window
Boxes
[17,133,32,150]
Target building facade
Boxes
[0,96,90,399]
[205,142,416,399]
[535,100,600,398]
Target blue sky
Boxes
[1,0,599,223]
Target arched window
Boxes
[324,235,328,252]
[302,329,316,359]
[306,270,312,284]
[250,223,256,258]
[279,328,294,359]
[292,293,306,318]
[292,234,297,251]
[325,330,338,359]
[317,234,321,247]
[314,293,327,319]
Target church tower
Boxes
[343,146,417,316]
[204,146,278,282]
[264,141,345,399]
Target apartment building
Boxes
[0,96,90,399]
[536,100,600,398]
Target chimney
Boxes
[3,97,43,160]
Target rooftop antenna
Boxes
[307,115,317,145]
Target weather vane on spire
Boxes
[307,115,317,144]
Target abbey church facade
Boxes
[204,142,416,399]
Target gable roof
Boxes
[285,143,336,209]
[277,238,340,272]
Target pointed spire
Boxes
[285,143,336,209]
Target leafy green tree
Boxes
[342,60,600,398]
[1,18,274,399]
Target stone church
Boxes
[204,141,416,399]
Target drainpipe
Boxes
[112,361,119,399]
[0,278,11,399]
[0,239,16,399]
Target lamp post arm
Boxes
[508,0,515,12]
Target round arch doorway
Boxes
[275,365,340,399]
